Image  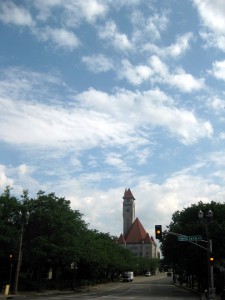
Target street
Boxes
[9,274,200,300]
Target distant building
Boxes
[117,188,158,258]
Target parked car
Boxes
[145,272,151,276]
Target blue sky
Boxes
[0,0,225,238]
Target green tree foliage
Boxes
[1,187,158,291]
[0,186,21,255]
[23,191,87,282]
[134,256,159,275]
[160,201,225,290]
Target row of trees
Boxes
[160,201,225,294]
[0,187,159,292]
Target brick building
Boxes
[117,188,158,258]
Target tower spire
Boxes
[123,188,135,236]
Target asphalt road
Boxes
[5,274,201,300]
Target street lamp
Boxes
[198,209,215,300]
[13,211,29,294]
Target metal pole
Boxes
[9,261,13,285]
[13,224,24,294]
[205,223,211,299]
[209,239,215,299]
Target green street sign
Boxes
[178,235,202,242]
[178,235,188,241]
[188,235,202,241]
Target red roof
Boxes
[144,233,152,244]
[125,218,147,243]
[123,188,135,200]
[117,233,126,244]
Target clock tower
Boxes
[123,188,135,236]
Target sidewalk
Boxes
[0,282,117,299]
[173,282,221,300]
[0,289,82,299]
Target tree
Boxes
[160,201,225,292]
[1,187,156,291]
[0,186,21,256]
[23,191,88,288]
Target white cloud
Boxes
[119,59,153,85]
[0,96,134,149]
[206,151,225,167]
[0,0,33,26]
[149,55,168,78]
[143,33,193,58]
[194,0,225,52]
[82,54,114,73]
[98,20,132,51]
[115,56,204,91]
[166,33,193,57]
[0,66,212,170]
[169,69,205,92]
[77,0,108,23]
[0,163,42,196]
[108,0,140,8]
[210,60,225,81]
[18,164,30,176]
[0,67,63,102]
[200,31,225,52]
[193,0,225,34]
[37,27,80,50]
[219,132,225,140]
[135,148,152,165]
[208,96,225,113]
[131,11,169,43]
[105,153,130,171]
[0,83,212,154]
[0,165,14,188]
[33,0,108,24]
[136,165,225,234]
[68,168,224,236]
[77,88,213,144]
[149,56,205,92]
[1,159,224,237]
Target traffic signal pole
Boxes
[209,239,215,299]
[167,231,215,299]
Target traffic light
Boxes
[209,254,214,265]
[9,254,13,262]
[155,225,162,239]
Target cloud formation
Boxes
[0,1,224,237]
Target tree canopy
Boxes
[0,187,159,291]
[160,201,225,292]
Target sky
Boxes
[0,0,225,240]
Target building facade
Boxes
[117,188,158,259]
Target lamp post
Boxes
[13,211,29,294]
[198,209,215,299]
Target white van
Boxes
[122,271,134,282]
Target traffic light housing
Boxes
[155,225,162,239]
[209,254,214,265]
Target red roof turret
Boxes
[123,188,135,200]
